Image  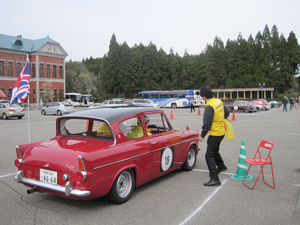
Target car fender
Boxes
[108,164,138,190]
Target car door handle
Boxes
[151,142,157,145]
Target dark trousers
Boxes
[205,135,225,181]
[191,104,195,112]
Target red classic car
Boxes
[14,107,199,204]
[225,100,257,113]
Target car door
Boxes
[144,113,182,179]
[46,103,54,114]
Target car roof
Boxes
[64,107,159,123]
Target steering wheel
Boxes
[148,124,160,133]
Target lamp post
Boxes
[259,83,265,99]
[87,88,91,94]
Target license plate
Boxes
[16,109,21,112]
[40,169,57,185]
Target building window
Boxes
[54,89,57,101]
[33,89,36,102]
[59,66,63,79]
[0,61,4,76]
[16,62,21,77]
[8,62,12,77]
[53,65,57,78]
[32,64,36,78]
[47,64,50,78]
[8,88,12,99]
[40,64,44,78]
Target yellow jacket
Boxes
[205,98,225,136]
[126,126,151,139]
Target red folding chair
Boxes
[242,140,275,190]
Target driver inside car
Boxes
[126,116,152,139]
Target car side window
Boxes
[146,113,171,134]
[92,120,112,138]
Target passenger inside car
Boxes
[126,116,152,139]
[97,123,112,136]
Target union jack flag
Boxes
[9,55,30,106]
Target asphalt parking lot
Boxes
[0,106,299,225]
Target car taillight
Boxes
[14,159,22,168]
[22,108,25,111]
[15,146,23,167]
[9,108,15,112]
[77,155,86,181]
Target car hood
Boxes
[22,137,113,172]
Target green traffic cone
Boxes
[231,140,253,181]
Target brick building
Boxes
[0,34,68,108]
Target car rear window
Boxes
[59,118,113,141]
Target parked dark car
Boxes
[225,101,257,113]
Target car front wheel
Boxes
[57,110,62,116]
[244,108,250,113]
[107,170,135,204]
[182,145,197,171]
[41,110,46,115]
[262,106,266,111]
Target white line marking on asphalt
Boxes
[0,173,17,179]
[193,169,234,176]
[179,179,228,225]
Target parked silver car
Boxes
[0,103,25,119]
[41,102,74,116]
[132,99,160,108]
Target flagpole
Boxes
[27,97,30,143]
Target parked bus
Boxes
[65,93,94,107]
[136,90,205,108]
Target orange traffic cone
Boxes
[175,105,177,109]
[164,105,166,109]
[170,110,174,119]
[232,110,236,121]
[277,104,279,109]
[198,107,201,115]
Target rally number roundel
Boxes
[234,106,238,110]
[161,147,173,171]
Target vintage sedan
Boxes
[225,101,256,113]
[14,107,199,204]
[251,100,271,111]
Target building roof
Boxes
[0,34,67,56]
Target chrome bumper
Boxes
[15,170,91,197]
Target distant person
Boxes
[282,96,288,112]
[190,97,195,113]
[290,97,294,110]
[294,97,299,109]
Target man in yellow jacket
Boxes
[126,116,152,139]
[198,86,230,186]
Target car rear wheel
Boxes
[107,169,135,204]
[18,116,23,119]
[41,110,46,115]
[182,145,197,171]
[2,113,7,120]
[262,106,266,111]
[244,108,250,113]
[57,110,62,116]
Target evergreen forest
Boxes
[65,24,300,101]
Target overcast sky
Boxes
[1,0,300,62]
